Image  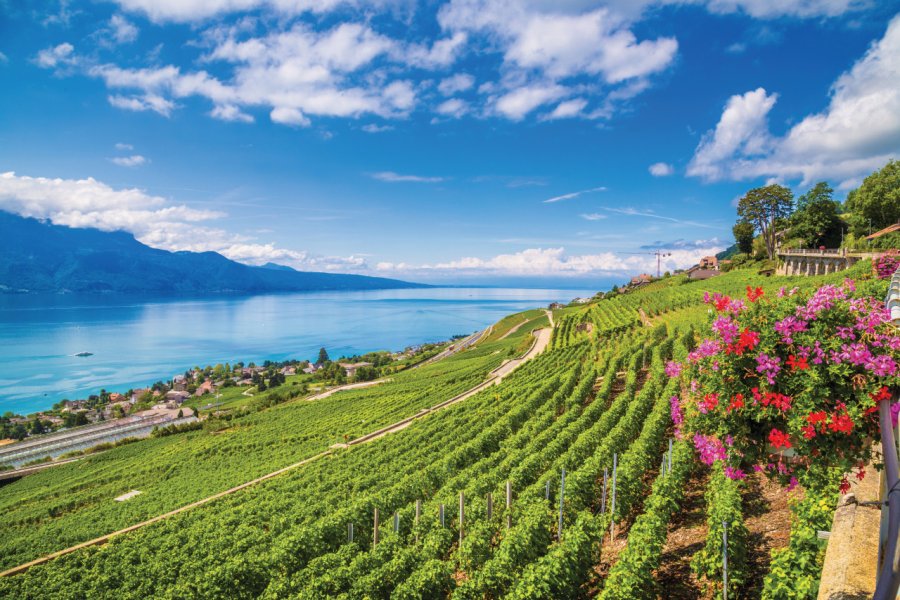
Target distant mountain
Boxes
[716,244,740,260]
[0,212,426,294]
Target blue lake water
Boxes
[0,287,597,415]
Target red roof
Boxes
[866,222,900,240]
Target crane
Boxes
[619,249,673,278]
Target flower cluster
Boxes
[874,251,899,280]
[668,275,900,491]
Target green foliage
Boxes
[845,159,900,237]
[790,182,842,248]
[733,220,755,254]
[737,184,794,259]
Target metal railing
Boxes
[874,266,900,600]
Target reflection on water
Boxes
[0,287,597,414]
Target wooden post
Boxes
[440,504,445,528]
[723,520,729,600]
[415,499,421,544]
[545,479,551,501]
[506,480,512,530]
[558,468,566,542]
[601,468,608,514]
[668,438,673,472]
[373,508,380,546]
[394,511,399,534]
[610,453,618,539]
[487,492,493,520]
[459,491,465,544]
[348,523,353,542]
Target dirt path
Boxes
[1,324,555,578]
[305,379,387,402]
[741,473,792,596]
[653,469,711,599]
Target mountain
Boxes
[715,244,740,260]
[0,212,426,294]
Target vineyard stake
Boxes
[459,491,465,544]
[558,468,566,542]
[506,480,512,530]
[661,457,666,477]
[394,511,399,534]
[545,479,551,501]
[415,499,421,543]
[348,523,353,543]
[373,508,380,547]
[668,438,673,472]
[601,468,608,515]
[440,504,445,528]
[610,453,618,539]
[487,492,493,520]
[722,520,729,600]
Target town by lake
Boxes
[0,287,599,415]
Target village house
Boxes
[172,375,187,392]
[130,388,148,404]
[302,363,319,375]
[194,380,214,397]
[548,302,564,310]
[699,256,719,270]
[280,366,297,377]
[689,268,721,281]
[629,273,653,289]
[165,390,191,405]
[338,362,373,378]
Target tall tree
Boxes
[316,347,330,365]
[732,220,755,254]
[791,182,843,248]
[845,159,900,237]
[737,184,794,260]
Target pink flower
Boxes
[694,433,727,466]
[756,353,781,385]
[712,315,740,344]
[665,361,683,378]
[773,316,808,344]
[724,466,746,480]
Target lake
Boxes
[0,287,597,415]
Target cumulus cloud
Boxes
[375,243,725,277]
[371,171,445,183]
[115,142,134,151]
[108,93,176,116]
[438,73,475,95]
[34,43,77,69]
[688,15,900,188]
[0,171,364,272]
[649,162,674,176]
[435,98,469,118]
[580,213,607,220]
[543,186,607,203]
[110,154,147,167]
[108,15,139,44]
[210,103,254,122]
[361,123,394,133]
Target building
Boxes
[629,273,653,288]
[338,362,373,378]
[699,256,719,270]
[302,363,319,375]
[865,222,900,241]
[688,268,721,281]
[172,374,187,392]
[194,380,214,397]
[165,390,191,404]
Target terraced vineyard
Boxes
[0,263,882,598]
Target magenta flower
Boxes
[773,315,808,344]
[712,315,739,344]
[868,355,898,377]
[665,361,683,378]
[693,433,727,466]
[688,339,722,362]
[724,466,746,480]
[755,353,781,385]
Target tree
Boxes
[29,418,45,435]
[845,159,900,237]
[737,184,794,260]
[316,347,330,365]
[732,220,755,254]
[790,182,843,248]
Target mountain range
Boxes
[0,211,425,294]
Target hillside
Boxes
[0,262,892,598]
[0,212,424,294]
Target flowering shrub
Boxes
[668,278,899,491]
[874,251,900,280]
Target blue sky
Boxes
[0,0,898,286]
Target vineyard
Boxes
[0,261,889,598]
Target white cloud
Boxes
[270,106,310,126]
[435,98,469,118]
[34,43,76,69]
[580,213,607,220]
[438,73,475,95]
[109,15,139,44]
[108,93,177,116]
[605,206,720,229]
[375,244,725,277]
[0,171,365,272]
[688,15,900,188]
[543,186,606,203]
[649,162,674,176]
[545,98,588,120]
[114,142,134,151]
[110,155,147,167]
[362,123,394,133]
[210,103,254,122]
[494,83,569,120]
[371,171,445,183]
[686,87,777,180]
[0,52,8,64]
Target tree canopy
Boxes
[845,159,900,237]
[736,184,794,260]
[732,220,755,254]
[790,182,843,248]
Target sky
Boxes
[0,0,898,286]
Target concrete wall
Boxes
[777,254,859,276]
